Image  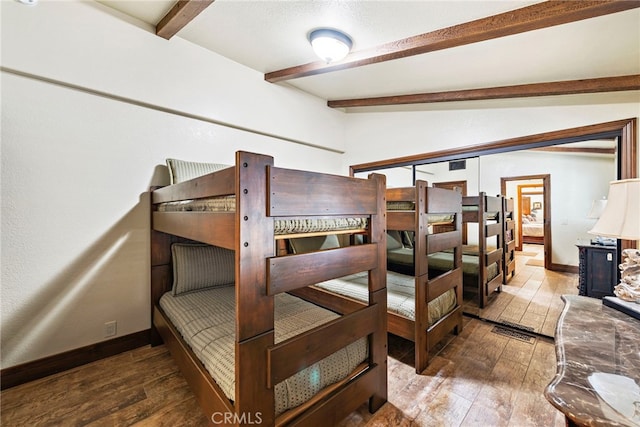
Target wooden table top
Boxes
[544,295,640,427]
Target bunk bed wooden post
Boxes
[453,200,464,333]
[413,180,429,373]
[422,186,464,373]
[478,193,488,308]
[150,226,172,347]
[368,172,388,413]
[461,193,504,309]
[503,197,516,283]
[482,194,504,308]
[150,184,184,347]
[234,151,276,424]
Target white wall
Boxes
[342,96,640,170]
[344,99,640,265]
[480,151,615,266]
[1,0,346,368]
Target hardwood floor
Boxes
[472,244,579,337]
[2,250,571,426]
[1,317,565,426]
[339,319,565,426]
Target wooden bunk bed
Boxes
[293,181,464,374]
[457,193,504,309]
[150,151,388,426]
[503,197,516,283]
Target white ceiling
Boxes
[97,0,640,107]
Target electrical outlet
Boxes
[104,321,117,337]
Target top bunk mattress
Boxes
[312,271,456,326]
[157,196,368,235]
[159,286,367,416]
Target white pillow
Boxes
[166,158,230,184]
[171,244,235,295]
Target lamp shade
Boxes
[587,198,607,219]
[309,29,352,63]
[589,178,640,240]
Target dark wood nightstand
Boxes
[576,240,617,299]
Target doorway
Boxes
[518,184,545,247]
[501,174,551,270]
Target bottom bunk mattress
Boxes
[159,286,367,415]
[427,249,500,280]
[312,271,456,327]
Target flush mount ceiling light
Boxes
[308,28,353,64]
[16,0,38,5]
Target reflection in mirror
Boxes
[354,165,413,186]
[354,157,480,194]
[481,139,617,267]
[427,251,455,280]
[352,136,619,338]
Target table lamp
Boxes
[588,178,640,318]
[587,197,615,246]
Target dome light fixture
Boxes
[308,28,353,64]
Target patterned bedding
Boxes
[159,286,367,416]
[386,202,455,225]
[157,196,368,235]
[313,271,457,326]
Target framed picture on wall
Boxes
[533,202,542,210]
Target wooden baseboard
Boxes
[550,263,579,274]
[1,329,150,390]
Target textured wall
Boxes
[1,0,346,368]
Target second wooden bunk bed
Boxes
[150,151,388,426]
[294,181,464,374]
[503,197,516,283]
[459,192,505,308]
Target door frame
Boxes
[501,174,552,270]
[517,184,544,248]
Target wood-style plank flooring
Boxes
[2,246,571,426]
[1,320,565,426]
[338,320,565,426]
[469,244,579,337]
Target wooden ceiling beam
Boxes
[265,1,640,83]
[156,0,215,40]
[327,75,640,108]
[531,146,616,155]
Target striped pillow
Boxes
[166,158,230,184]
[171,244,235,295]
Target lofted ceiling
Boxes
[97,0,640,111]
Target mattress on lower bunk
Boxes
[312,271,456,326]
[159,286,367,416]
[157,196,368,235]
[386,203,455,224]
[428,252,500,279]
[387,247,413,266]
